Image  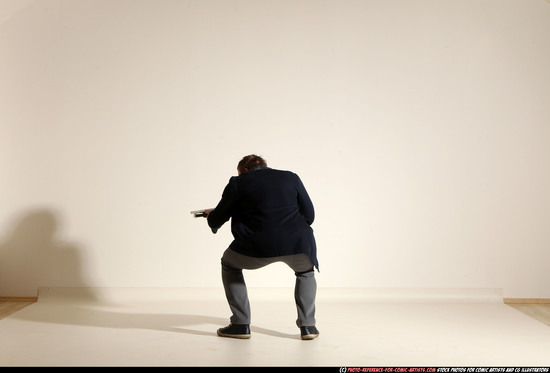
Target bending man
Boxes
[205,154,319,340]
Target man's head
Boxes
[237,154,267,175]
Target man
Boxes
[205,154,319,340]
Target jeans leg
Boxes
[294,269,317,327]
[221,260,251,325]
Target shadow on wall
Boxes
[0,208,92,297]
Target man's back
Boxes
[233,168,314,231]
[208,166,318,269]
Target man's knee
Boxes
[294,268,314,276]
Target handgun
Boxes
[190,209,213,218]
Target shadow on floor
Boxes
[11,303,299,339]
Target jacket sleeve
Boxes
[207,177,238,233]
[296,175,315,225]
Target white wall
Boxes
[1,0,549,298]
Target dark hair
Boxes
[237,154,267,173]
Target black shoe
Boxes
[217,324,251,339]
[300,326,319,340]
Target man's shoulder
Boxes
[263,168,299,180]
[267,168,296,176]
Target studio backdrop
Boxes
[1,0,549,298]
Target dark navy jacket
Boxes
[207,166,318,270]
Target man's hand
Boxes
[190,209,214,218]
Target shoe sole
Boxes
[301,334,319,340]
[217,330,251,339]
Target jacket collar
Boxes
[248,165,268,173]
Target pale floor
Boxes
[1,288,550,367]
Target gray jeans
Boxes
[221,248,317,327]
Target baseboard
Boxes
[6,290,548,305]
[504,298,550,304]
[0,296,38,302]
[32,287,506,304]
